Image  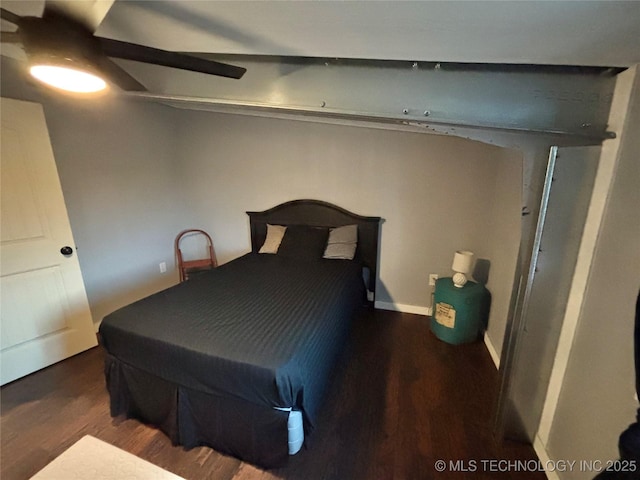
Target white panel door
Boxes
[1,97,97,385]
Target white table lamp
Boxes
[452,250,475,288]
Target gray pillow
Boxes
[323,224,358,260]
[277,225,329,261]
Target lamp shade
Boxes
[452,250,474,274]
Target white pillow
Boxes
[323,242,357,259]
[323,224,358,260]
[259,224,287,254]
[327,224,357,244]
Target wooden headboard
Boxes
[247,199,382,301]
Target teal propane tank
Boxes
[431,277,488,345]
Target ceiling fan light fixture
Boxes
[2,5,245,96]
[29,64,107,93]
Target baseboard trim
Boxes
[374,301,430,316]
[483,333,501,369]
[533,435,560,480]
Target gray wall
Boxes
[45,99,191,324]
[547,70,640,477]
[174,110,522,341]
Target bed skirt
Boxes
[104,353,291,468]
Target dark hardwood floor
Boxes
[1,310,544,480]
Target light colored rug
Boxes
[30,435,186,480]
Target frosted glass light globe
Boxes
[30,65,107,93]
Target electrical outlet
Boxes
[428,273,438,286]
[159,262,167,273]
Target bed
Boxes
[99,199,381,468]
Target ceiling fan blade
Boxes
[94,57,147,91]
[98,37,246,80]
[0,7,21,25]
[43,0,115,33]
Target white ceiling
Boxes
[2,1,639,67]
[97,0,640,68]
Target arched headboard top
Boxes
[247,199,381,301]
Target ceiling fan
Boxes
[0,1,246,94]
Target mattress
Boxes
[99,253,364,431]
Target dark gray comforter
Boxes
[99,253,364,430]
